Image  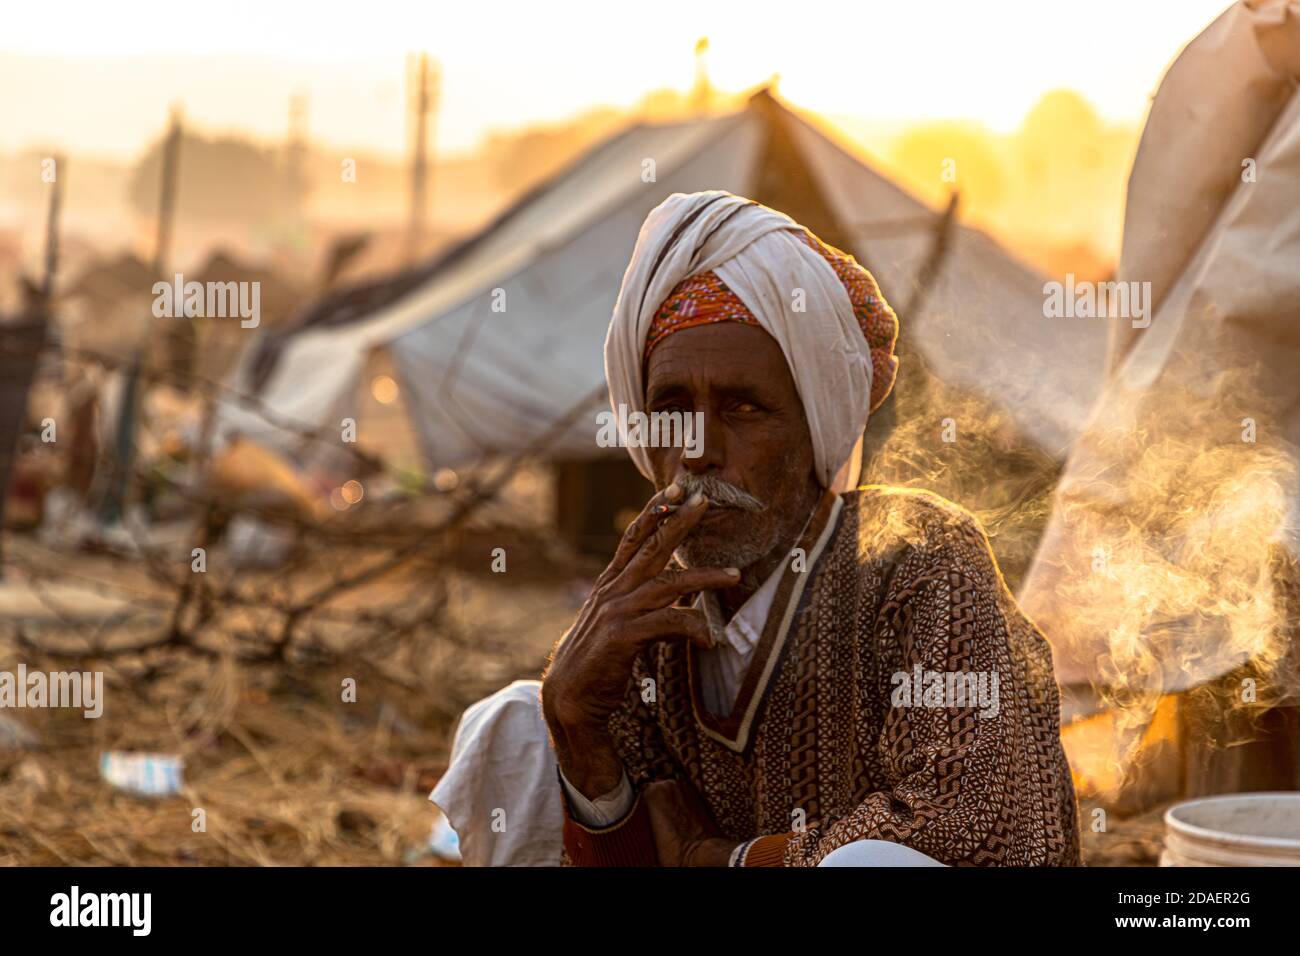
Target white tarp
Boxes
[220,95,1110,469]
[1019,0,1300,711]
[217,113,758,461]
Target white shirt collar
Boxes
[697,560,786,656]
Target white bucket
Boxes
[1161,792,1300,866]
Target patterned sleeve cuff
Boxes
[731,833,793,867]
[728,839,756,867]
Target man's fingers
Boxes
[625,606,713,649]
[602,482,685,580]
[617,491,712,585]
[633,566,741,609]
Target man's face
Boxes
[643,322,820,573]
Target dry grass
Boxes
[0,656,457,866]
[0,506,588,867]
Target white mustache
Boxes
[676,474,765,512]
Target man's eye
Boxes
[732,401,761,413]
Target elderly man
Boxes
[432,191,1079,867]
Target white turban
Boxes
[603,191,874,491]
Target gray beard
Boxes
[675,498,814,593]
[676,519,783,576]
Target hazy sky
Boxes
[2,0,1233,160]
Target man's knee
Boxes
[817,839,946,867]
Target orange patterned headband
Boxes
[643,229,899,413]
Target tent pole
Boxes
[99,107,183,525]
[405,53,439,266]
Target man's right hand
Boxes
[541,482,739,800]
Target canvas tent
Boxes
[219,90,1110,472]
[1017,0,1300,795]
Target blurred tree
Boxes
[890,122,1007,224]
[128,131,305,226]
[1010,89,1129,259]
[1017,89,1104,165]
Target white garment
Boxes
[603,191,872,492]
[818,840,946,867]
[429,680,563,866]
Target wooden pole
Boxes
[157,106,191,384]
[901,191,959,320]
[154,107,182,275]
[405,53,438,265]
[99,108,184,525]
[42,154,65,302]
